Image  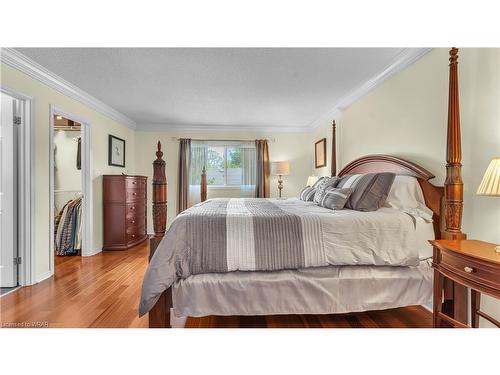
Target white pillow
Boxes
[384,175,434,222]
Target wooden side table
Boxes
[430,240,500,328]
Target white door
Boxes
[0,93,18,287]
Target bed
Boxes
[141,48,468,327]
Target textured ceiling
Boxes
[17,48,414,130]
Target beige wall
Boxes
[1,63,136,281]
[312,48,500,326]
[134,130,311,232]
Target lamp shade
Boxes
[477,157,500,196]
[271,161,290,176]
[306,176,319,187]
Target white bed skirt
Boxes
[172,259,433,318]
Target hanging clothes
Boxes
[76,137,81,170]
[55,197,82,255]
[74,203,82,251]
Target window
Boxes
[190,141,255,188]
[206,146,243,186]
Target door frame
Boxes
[1,86,35,286]
[49,105,93,274]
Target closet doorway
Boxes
[49,107,92,275]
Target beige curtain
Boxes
[177,138,191,214]
[188,141,207,206]
[255,139,270,198]
[240,145,256,197]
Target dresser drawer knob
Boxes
[133,192,137,196]
[131,234,136,238]
[464,266,474,273]
[130,206,135,210]
[132,181,137,184]
[131,220,135,224]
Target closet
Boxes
[53,115,82,256]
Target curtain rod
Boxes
[55,128,81,132]
[171,137,276,142]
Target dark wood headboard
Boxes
[338,154,435,179]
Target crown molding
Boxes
[137,123,312,133]
[0,48,137,129]
[308,48,432,129]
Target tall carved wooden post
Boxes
[442,47,466,241]
[331,120,337,176]
[151,141,167,253]
[441,47,467,325]
[200,166,207,202]
[148,141,172,328]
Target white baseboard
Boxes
[86,247,102,257]
[421,303,432,313]
[36,270,53,283]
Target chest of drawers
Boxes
[103,175,148,250]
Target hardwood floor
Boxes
[1,240,432,328]
[185,306,432,328]
[1,241,151,328]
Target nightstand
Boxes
[430,240,500,328]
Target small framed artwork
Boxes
[315,138,327,168]
[108,135,126,167]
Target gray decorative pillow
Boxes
[313,176,338,204]
[299,177,325,201]
[318,187,353,210]
[299,186,316,201]
[335,172,396,211]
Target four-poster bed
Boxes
[143,48,467,328]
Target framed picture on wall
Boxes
[315,138,327,168]
[108,135,126,167]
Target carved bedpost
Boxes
[200,166,207,202]
[149,141,172,328]
[441,47,467,326]
[331,120,337,176]
[151,141,168,252]
[442,48,466,241]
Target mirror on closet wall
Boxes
[53,115,83,258]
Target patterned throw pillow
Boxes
[313,176,338,204]
[335,172,396,211]
[311,176,325,188]
[318,187,353,210]
[299,176,325,201]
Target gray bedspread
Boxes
[139,198,420,316]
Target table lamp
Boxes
[271,161,290,199]
[476,157,500,253]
